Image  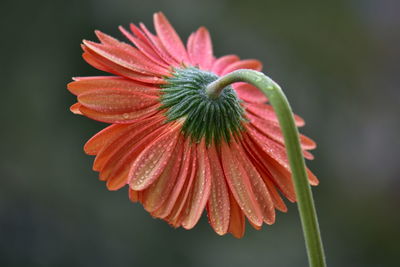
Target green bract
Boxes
[160,67,246,145]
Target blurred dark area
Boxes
[1,0,399,266]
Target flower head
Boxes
[68,12,318,238]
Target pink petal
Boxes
[247,125,316,182]
[233,142,275,224]
[68,76,160,96]
[138,23,179,66]
[303,150,314,160]
[79,102,160,124]
[153,12,189,64]
[182,139,212,229]
[93,115,165,173]
[78,88,159,114]
[187,27,214,70]
[83,39,169,76]
[97,118,167,185]
[220,141,263,227]
[263,177,288,212]
[119,26,170,69]
[165,145,197,227]
[247,113,317,150]
[221,59,262,76]
[246,127,296,195]
[211,55,239,76]
[243,133,296,202]
[129,125,180,191]
[240,139,288,212]
[82,49,166,84]
[151,137,193,218]
[206,145,230,235]
[186,32,195,61]
[94,31,171,74]
[233,83,268,103]
[245,102,306,127]
[245,127,319,199]
[82,51,111,73]
[142,136,184,212]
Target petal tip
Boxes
[69,103,83,115]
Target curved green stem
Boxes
[206,69,326,267]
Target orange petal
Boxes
[228,193,245,238]
[206,144,230,235]
[129,189,140,202]
[84,123,131,155]
[70,103,82,115]
[220,141,263,227]
[129,125,180,191]
[307,169,319,186]
[182,139,212,229]
[153,12,189,64]
[106,168,130,191]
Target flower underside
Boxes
[68,12,319,238]
[161,67,246,145]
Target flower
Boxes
[68,12,318,238]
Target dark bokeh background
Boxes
[1,0,399,266]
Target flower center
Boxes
[160,67,246,145]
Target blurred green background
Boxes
[1,0,399,266]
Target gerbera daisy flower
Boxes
[68,12,318,238]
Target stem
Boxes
[206,70,326,267]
